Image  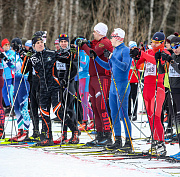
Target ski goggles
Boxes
[151,39,164,44]
[171,43,180,49]
[59,34,68,38]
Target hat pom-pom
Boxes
[174,32,179,36]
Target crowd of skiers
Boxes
[0,22,180,157]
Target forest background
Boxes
[0,0,179,49]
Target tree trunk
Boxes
[60,0,66,32]
[73,0,79,37]
[13,0,18,37]
[23,0,30,38]
[68,0,73,39]
[128,0,135,42]
[148,0,154,44]
[0,0,3,39]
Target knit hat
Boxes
[129,41,137,49]
[94,22,108,36]
[59,33,69,42]
[170,36,180,45]
[1,38,10,47]
[32,36,43,46]
[21,38,28,45]
[111,28,125,42]
[152,31,165,43]
[55,38,59,44]
[25,40,32,47]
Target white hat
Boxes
[94,22,108,36]
[111,28,125,42]
[129,41,137,49]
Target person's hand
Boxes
[77,39,88,47]
[161,52,172,62]
[103,49,111,58]
[130,48,141,59]
[0,52,9,62]
[155,51,161,61]
[89,50,97,59]
[26,51,32,58]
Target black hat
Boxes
[152,31,165,43]
[11,37,22,46]
[170,36,180,45]
[59,33,69,42]
[32,36,43,46]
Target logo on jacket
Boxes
[99,43,104,48]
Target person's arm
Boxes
[94,55,110,70]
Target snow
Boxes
[0,91,180,177]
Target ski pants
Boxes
[89,76,111,132]
[143,83,165,141]
[79,77,93,121]
[0,70,5,127]
[14,77,30,130]
[109,81,131,137]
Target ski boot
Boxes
[67,131,79,144]
[16,130,29,142]
[29,130,41,142]
[87,121,94,130]
[97,132,112,146]
[36,131,54,146]
[116,137,132,153]
[54,131,67,144]
[85,132,103,146]
[106,136,122,150]
[8,129,23,142]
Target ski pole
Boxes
[78,121,93,140]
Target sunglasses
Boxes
[151,39,164,44]
[4,43,10,46]
[59,34,68,38]
[171,43,180,49]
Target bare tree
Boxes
[148,0,154,44]
[13,0,18,37]
[60,0,66,32]
[128,0,135,42]
[0,0,3,39]
[23,0,31,37]
[68,0,73,38]
[73,0,79,37]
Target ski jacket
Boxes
[81,37,113,77]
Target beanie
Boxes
[55,38,59,44]
[25,40,32,47]
[59,33,69,42]
[32,36,43,46]
[152,31,165,43]
[170,36,180,45]
[111,28,125,42]
[94,22,108,36]
[129,41,137,49]
[1,38,10,47]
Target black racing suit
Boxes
[29,49,77,138]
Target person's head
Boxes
[166,32,179,50]
[93,22,108,41]
[21,37,28,48]
[25,40,32,51]
[129,41,137,50]
[11,38,22,52]
[33,31,47,44]
[32,36,44,52]
[110,28,125,47]
[151,31,165,48]
[59,33,69,49]
[54,38,60,51]
[170,36,180,55]
[1,38,10,51]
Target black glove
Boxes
[155,51,161,61]
[70,45,77,54]
[0,52,8,62]
[104,49,111,58]
[60,79,67,88]
[130,48,141,59]
[26,51,32,58]
[89,50,97,59]
[161,52,172,62]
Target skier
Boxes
[79,22,113,146]
[130,31,170,155]
[1,38,15,116]
[160,35,180,160]
[54,33,79,144]
[26,35,79,146]
[54,38,60,52]
[90,28,132,151]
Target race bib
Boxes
[169,64,180,77]
[144,62,156,77]
[56,61,66,70]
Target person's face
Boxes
[3,43,10,51]
[55,44,60,50]
[110,37,117,47]
[34,40,44,52]
[172,45,180,55]
[165,42,171,50]
[151,41,161,48]
[93,30,102,41]
[60,40,68,49]
[25,46,30,51]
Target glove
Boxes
[26,51,32,57]
[130,48,141,59]
[155,51,161,61]
[0,52,9,62]
[161,52,172,62]
[89,50,97,59]
[178,63,180,70]
[60,79,67,88]
[70,45,77,54]
[103,49,111,58]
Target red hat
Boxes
[1,38,10,47]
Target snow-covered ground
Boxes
[0,91,180,177]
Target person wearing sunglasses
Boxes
[130,31,171,156]
[160,35,180,160]
[1,38,15,116]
